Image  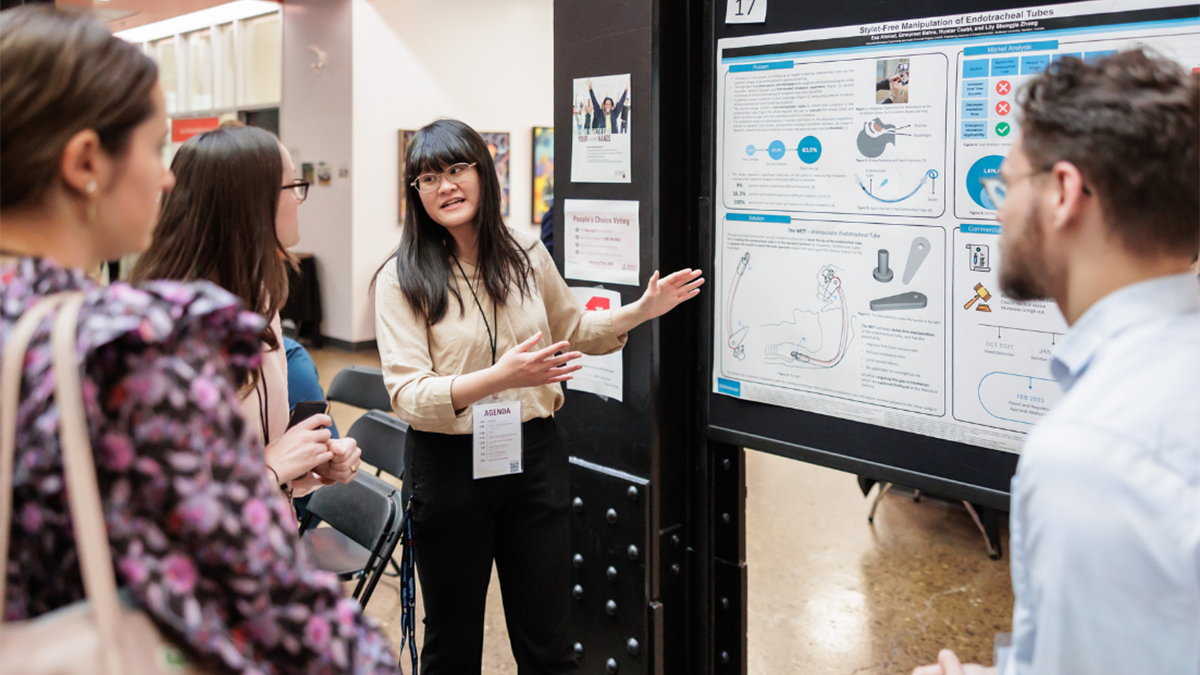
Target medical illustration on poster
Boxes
[712,0,1199,454]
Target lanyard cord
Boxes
[452,256,498,366]
[398,499,418,673]
[255,366,270,445]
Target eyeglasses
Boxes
[979,165,1091,209]
[283,180,310,204]
[411,162,477,193]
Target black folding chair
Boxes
[345,410,409,576]
[326,365,392,412]
[298,472,402,608]
[346,410,408,481]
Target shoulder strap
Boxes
[0,293,72,609]
[51,292,125,675]
[0,291,126,675]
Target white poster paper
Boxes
[567,287,625,402]
[712,0,1198,454]
[725,0,767,24]
[570,74,632,183]
[564,199,640,286]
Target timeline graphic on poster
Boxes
[712,0,1200,453]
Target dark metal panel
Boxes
[570,457,652,675]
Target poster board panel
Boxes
[706,0,1200,506]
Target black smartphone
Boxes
[288,400,331,429]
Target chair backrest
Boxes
[346,410,408,480]
[303,473,396,550]
[326,365,392,412]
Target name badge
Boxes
[472,398,523,480]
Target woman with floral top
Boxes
[0,7,396,673]
[131,125,362,502]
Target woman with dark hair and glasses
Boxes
[0,7,394,672]
[373,118,703,673]
[133,126,357,504]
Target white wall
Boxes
[349,0,554,342]
[285,0,553,344]
[281,0,355,341]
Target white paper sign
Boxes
[570,74,632,183]
[567,287,624,402]
[564,199,640,286]
[472,399,523,479]
[725,0,766,23]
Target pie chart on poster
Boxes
[966,155,1005,209]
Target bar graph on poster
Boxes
[712,0,1199,453]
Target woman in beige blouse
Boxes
[133,125,361,503]
[374,119,702,674]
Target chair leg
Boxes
[385,556,402,578]
[867,482,893,523]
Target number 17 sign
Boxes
[725,0,766,24]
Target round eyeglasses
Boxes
[283,180,310,204]
[411,162,477,193]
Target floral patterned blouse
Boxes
[0,257,397,675]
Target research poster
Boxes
[712,0,1199,453]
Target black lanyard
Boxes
[452,256,498,365]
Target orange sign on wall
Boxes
[171,117,221,143]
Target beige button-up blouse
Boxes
[375,228,627,434]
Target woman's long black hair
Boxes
[379,119,533,325]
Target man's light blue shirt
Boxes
[1004,273,1200,675]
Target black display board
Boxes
[701,0,1095,511]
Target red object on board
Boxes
[585,297,611,311]
[171,117,221,143]
[995,80,1011,95]
[995,101,1011,116]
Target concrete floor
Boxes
[310,348,1012,674]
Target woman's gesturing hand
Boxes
[264,414,334,483]
[639,268,704,321]
[611,268,705,335]
[494,331,582,390]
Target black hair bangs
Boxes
[407,120,480,181]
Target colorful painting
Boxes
[531,127,554,225]
[398,129,417,222]
[479,131,511,218]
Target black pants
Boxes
[402,416,578,675]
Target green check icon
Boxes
[995,122,1011,137]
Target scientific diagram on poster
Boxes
[712,0,1200,453]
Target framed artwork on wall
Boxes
[531,126,554,225]
[398,129,417,223]
[479,131,511,218]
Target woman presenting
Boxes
[374,118,702,674]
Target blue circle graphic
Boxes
[745,144,756,156]
[797,136,821,164]
[767,140,786,160]
[965,155,1005,209]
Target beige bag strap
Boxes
[0,293,72,609]
[0,292,126,675]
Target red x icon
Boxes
[996,101,1011,116]
[996,80,1011,95]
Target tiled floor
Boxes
[309,348,1011,674]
